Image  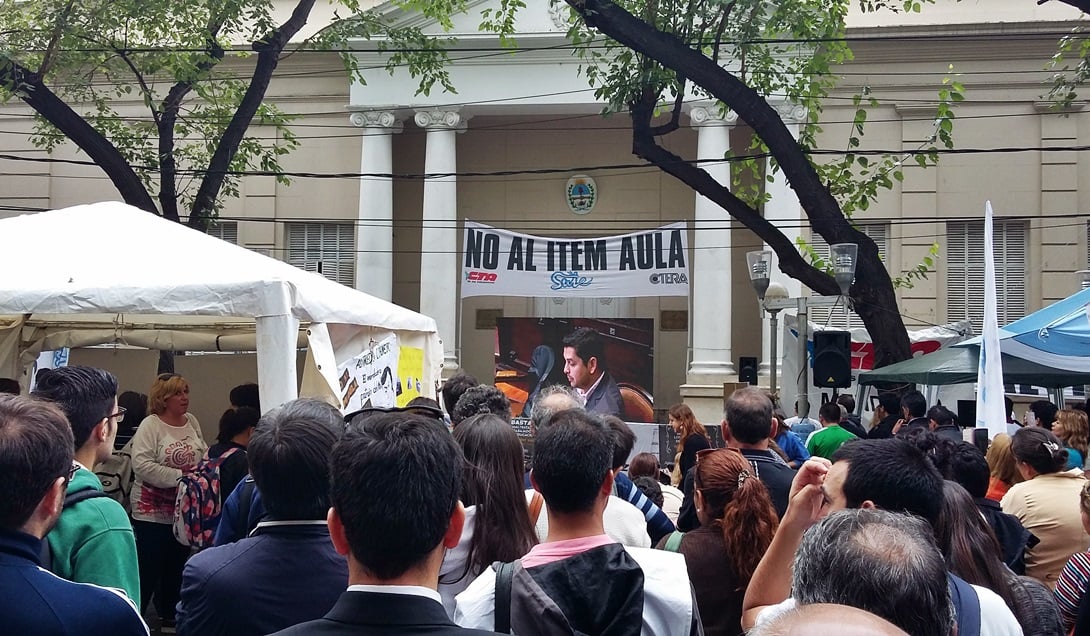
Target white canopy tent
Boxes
[0,202,442,411]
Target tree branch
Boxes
[649,79,687,137]
[112,47,160,126]
[566,0,913,367]
[1053,0,1090,13]
[568,0,849,241]
[630,95,839,295]
[38,0,77,77]
[0,56,157,213]
[710,1,735,67]
[188,0,317,230]
[157,36,225,224]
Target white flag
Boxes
[977,201,1006,439]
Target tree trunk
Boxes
[1057,0,1090,12]
[568,0,913,367]
[0,59,158,214]
[187,0,317,230]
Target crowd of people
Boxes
[4,361,1090,635]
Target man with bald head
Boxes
[744,440,1023,635]
[747,604,908,636]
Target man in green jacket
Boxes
[32,366,141,607]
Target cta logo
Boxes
[465,270,498,283]
[649,272,688,285]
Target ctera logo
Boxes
[465,270,498,283]
[649,272,688,285]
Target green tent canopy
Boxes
[856,344,1090,388]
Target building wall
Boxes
[817,18,1088,329]
[3,2,1088,412]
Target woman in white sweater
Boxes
[130,373,206,627]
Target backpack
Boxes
[948,573,981,636]
[40,487,111,570]
[94,438,134,513]
[172,447,241,549]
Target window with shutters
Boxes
[206,220,238,244]
[809,224,889,329]
[286,223,355,287]
[945,219,1026,334]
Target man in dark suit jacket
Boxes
[562,327,623,418]
[176,399,349,636]
[271,408,494,636]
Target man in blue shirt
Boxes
[0,395,147,636]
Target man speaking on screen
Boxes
[562,327,624,418]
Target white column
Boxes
[686,105,737,385]
[349,110,402,301]
[416,109,467,374]
[761,101,807,377]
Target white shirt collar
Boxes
[345,584,442,604]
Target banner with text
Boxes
[461,221,689,298]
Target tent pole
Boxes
[1052,387,1066,410]
[256,314,300,413]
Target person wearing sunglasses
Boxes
[31,366,140,608]
[0,395,148,635]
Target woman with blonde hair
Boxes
[130,373,206,627]
[656,448,778,635]
[1054,409,1089,471]
[670,403,711,485]
[986,433,1024,501]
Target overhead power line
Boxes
[0,143,1085,180]
[6,26,1084,56]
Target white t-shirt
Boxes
[529,489,650,548]
[755,583,1022,636]
[659,484,683,525]
[438,504,479,617]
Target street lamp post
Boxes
[747,248,857,417]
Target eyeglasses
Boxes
[66,463,79,481]
[157,373,181,382]
[104,406,127,423]
[344,404,446,428]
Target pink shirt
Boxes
[520,534,616,569]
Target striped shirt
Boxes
[1055,551,1090,631]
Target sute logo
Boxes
[649,272,688,285]
[465,270,498,283]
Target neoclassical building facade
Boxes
[0,0,1086,420]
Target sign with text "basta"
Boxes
[461,221,690,298]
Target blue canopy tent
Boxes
[956,286,1090,374]
[860,287,1090,405]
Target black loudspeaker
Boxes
[813,331,852,388]
[739,356,759,385]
